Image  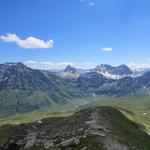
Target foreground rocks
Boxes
[59,138,80,150]
[0,106,150,150]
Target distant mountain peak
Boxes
[100,64,110,67]
[2,62,26,68]
[94,64,132,79]
[59,65,79,78]
[96,64,130,69]
[117,64,131,69]
[64,65,77,73]
[119,64,127,67]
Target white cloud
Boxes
[57,62,75,66]
[24,60,76,69]
[128,63,150,69]
[0,33,54,49]
[40,61,75,67]
[24,60,97,69]
[24,60,38,64]
[80,0,95,6]
[101,47,113,52]
[88,2,95,6]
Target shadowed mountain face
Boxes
[0,63,84,117]
[0,106,150,150]
[0,62,150,117]
[77,72,111,89]
[0,62,62,91]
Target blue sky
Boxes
[0,0,150,69]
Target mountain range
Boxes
[0,62,150,117]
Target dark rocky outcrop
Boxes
[0,106,150,150]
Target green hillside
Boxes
[0,106,150,150]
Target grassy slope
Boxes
[0,106,150,150]
[65,96,150,136]
[93,96,150,135]
[0,96,150,134]
[0,111,73,126]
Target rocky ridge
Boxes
[1,106,150,150]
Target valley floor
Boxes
[0,96,150,150]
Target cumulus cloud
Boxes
[101,47,113,52]
[24,60,76,69]
[0,33,54,49]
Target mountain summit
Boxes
[94,64,132,79]
[60,65,80,78]
[64,65,77,73]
